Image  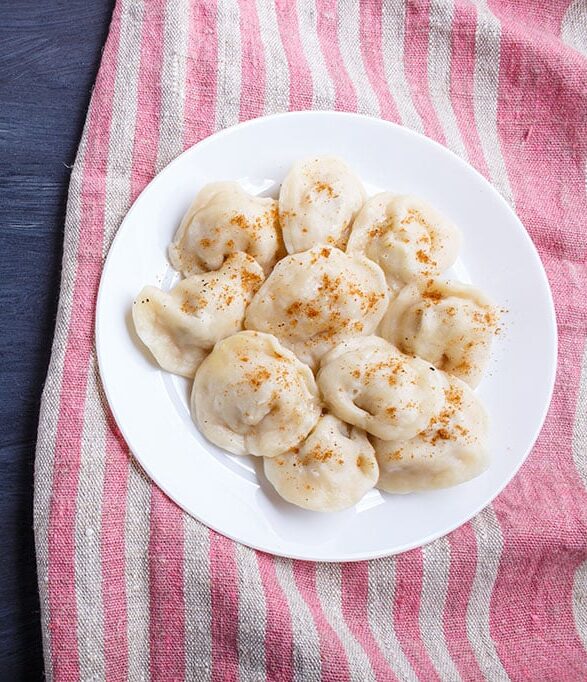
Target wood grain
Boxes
[0,1,114,677]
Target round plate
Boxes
[96,111,556,562]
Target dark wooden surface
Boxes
[0,1,114,677]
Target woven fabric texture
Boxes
[35,0,587,679]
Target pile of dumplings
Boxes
[132,157,500,512]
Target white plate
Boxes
[96,111,556,562]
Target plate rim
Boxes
[95,110,558,561]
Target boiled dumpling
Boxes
[379,279,499,387]
[316,336,444,440]
[169,182,284,276]
[279,156,365,253]
[132,253,264,377]
[346,193,461,292]
[245,245,388,370]
[264,414,378,512]
[374,374,489,493]
[192,331,321,457]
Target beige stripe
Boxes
[380,1,424,132]
[125,461,152,679]
[236,544,267,680]
[102,0,145,252]
[572,338,587,648]
[98,2,148,675]
[420,538,463,681]
[573,562,587,653]
[216,0,242,130]
[183,516,212,681]
[85,0,149,667]
[465,6,512,675]
[74,358,107,680]
[256,0,289,115]
[315,563,376,681]
[154,1,214,675]
[367,559,418,681]
[157,0,190,169]
[470,0,513,203]
[34,130,89,682]
[572,328,587,490]
[273,559,321,682]
[297,0,336,110]
[427,0,468,158]
[37,0,146,674]
[375,13,458,676]
[562,0,587,56]
[467,507,510,680]
[336,0,380,116]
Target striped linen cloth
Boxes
[35,0,587,679]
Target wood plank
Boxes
[0,2,114,677]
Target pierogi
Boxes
[347,193,461,292]
[264,414,378,512]
[192,331,321,457]
[379,279,499,387]
[374,374,489,493]
[279,156,365,253]
[170,181,284,276]
[317,336,445,441]
[245,245,388,370]
[131,155,498,512]
[133,252,264,377]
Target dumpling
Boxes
[316,336,444,441]
[279,156,365,253]
[264,414,378,512]
[132,253,264,377]
[245,245,388,370]
[169,182,284,276]
[374,374,489,493]
[346,193,461,292]
[379,279,499,387]
[192,331,321,457]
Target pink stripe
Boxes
[209,533,240,681]
[238,0,265,120]
[490,0,574,38]
[149,487,186,680]
[275,0,313,110]
[358,0,401,123]
[199,4,262,673]
[443,525,486,680]
[340,563,398,682]
[449,1,490,177]
[402,0,445,142]
[392,551,441,682]
[103,2,166,677]
[488,4,587,676]
[46,6,124,679]
[488,0,587,70]
[315,0,358,111]
[198,5,264,673]
[246,13,300,677]
[256,553,294,682]
[129,4,186,679]
[130,0,165,202]
[293,561,351,681]
[184,0,218,148]
[440,7,491,667]
[102,418,130,682]
[491,333,587,677]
